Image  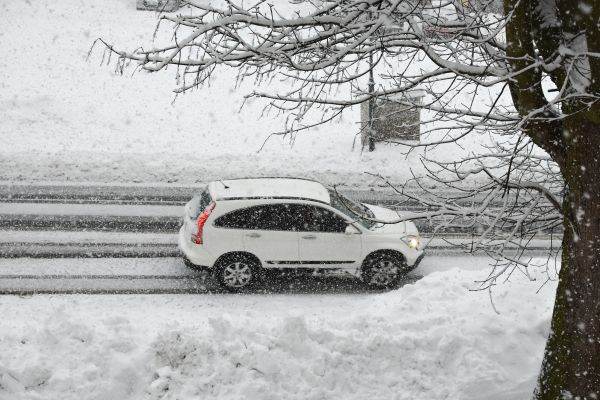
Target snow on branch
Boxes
[92,0,600,279]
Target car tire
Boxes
[214,254,260,292]
[361,252,406,289]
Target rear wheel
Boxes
[361,253,406,289]
[214,254,260,292]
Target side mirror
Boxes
[345,224,361,235]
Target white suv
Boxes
[179,177,424,290]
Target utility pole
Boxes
[367,18,376,152]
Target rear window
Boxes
[189,187,212,218]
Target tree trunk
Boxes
[535,112,600,400]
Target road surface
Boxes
[0,182,559,293]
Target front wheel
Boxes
[361,253,406,289]
[214,254,260,292]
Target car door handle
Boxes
[246,232,261,238]
[302,234,317,240]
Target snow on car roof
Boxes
[208,177,331,204]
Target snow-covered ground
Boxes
[0,2,557,399]
[0,258,555,400]
[0,0,499,186]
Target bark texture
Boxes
[503,0,600,398]
[535,109,600,399]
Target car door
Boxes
[295,204,362,268]
[214,203,300,267]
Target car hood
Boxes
[363,203,419,235]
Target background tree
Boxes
[97,0,600,397]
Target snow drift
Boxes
[0,267,555,400]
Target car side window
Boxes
[295,205,348,233]
[213,207,256,229]
[255,204,297,231]
[214,204,298,231]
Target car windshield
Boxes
[327,189,377,229]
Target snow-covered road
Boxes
[0,183,561,259]
[0,255,483,294]
[0,183,560,295]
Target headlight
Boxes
[402,235,420,249]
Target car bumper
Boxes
[405,251,425,272]
[178,226,214,268]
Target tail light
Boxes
[191,201,215,244]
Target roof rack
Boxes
[219,195,331,206]
[218,176,323,184]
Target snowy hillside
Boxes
[0,0,499,186]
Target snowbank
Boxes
[0,267,555,400]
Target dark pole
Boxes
[367,43,375,152]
